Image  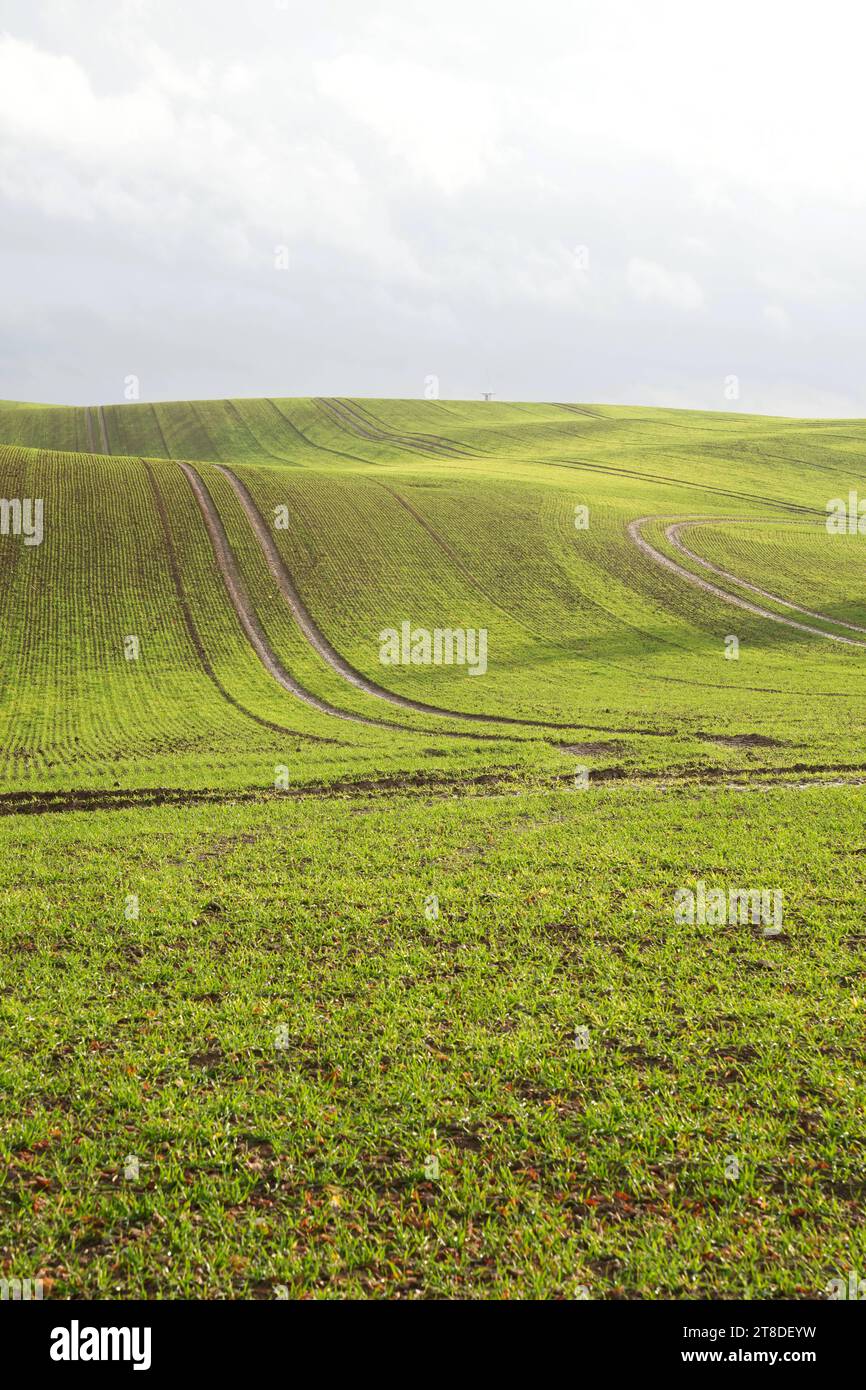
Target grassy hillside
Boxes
[3,397,866,792]
[2,396,866,1300]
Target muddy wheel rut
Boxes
[5,762,866,818]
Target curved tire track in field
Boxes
[553,402,610,421]
[550,456,821,518]
[667,518,866,635]
[266,399,378,468]
[84,405,110,455]
[179,461,428,734]
[342,398,482,458]
[143,461,338,744]
[380,480,812,701]
[215,463,601,732]
[629,514,866,648]
[314,397,478,460]
[225,401,304,468]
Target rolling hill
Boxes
[2,397,866,1301]
[2,396,866,798]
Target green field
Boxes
[2,396,865,1299]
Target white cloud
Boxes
[0,33,419,275]
[221,63,254,96]
[756,266,846,301]
[540,0,866,210]
[0,36,175,156]
[313,53,504,195]
[1,1,865,410]
[762,304,793,337]
[626,258,704,312]
[681,235,713,256]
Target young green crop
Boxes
[1,784,865,1299]
[2,397,866,1300]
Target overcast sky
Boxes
[1,0,865,414]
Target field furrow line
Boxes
[266,399,374,467]
[552,402,610,421]
[314,397,474,460]
[96,405,110,454]
[150,405,172,459]
[552,456,821,516]
[343,398,481,456]
[224,400,296,466]
[216,464,594,731]
[375,480,573,647]
[142,460,336,743]
[667,518,866,635]
[629,514,866,647]
[226,401,301,466]
[314,395,426,454]
[179,461,455,734]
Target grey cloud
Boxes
[1,0,865,415]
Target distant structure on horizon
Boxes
[482,392,494,401]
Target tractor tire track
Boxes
[224,400,302,468]
[314,395,444,457]
[143,460,338,743]
[266,399,377,468]
[552,401,789,436]
[7,761,866,817]
[667,518,866,635]
[179,462,428,733]
[341,397,481,457]
[215,463,598,731]
[375,479,580,648]
[84,408,97,453]
[314,397,477,460]
[553,403,610,421]
[318,396,467,457]
[380,481,821,700]
[549,455,821,517]
[629,515,866,647]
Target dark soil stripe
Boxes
[143,459,338,744]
